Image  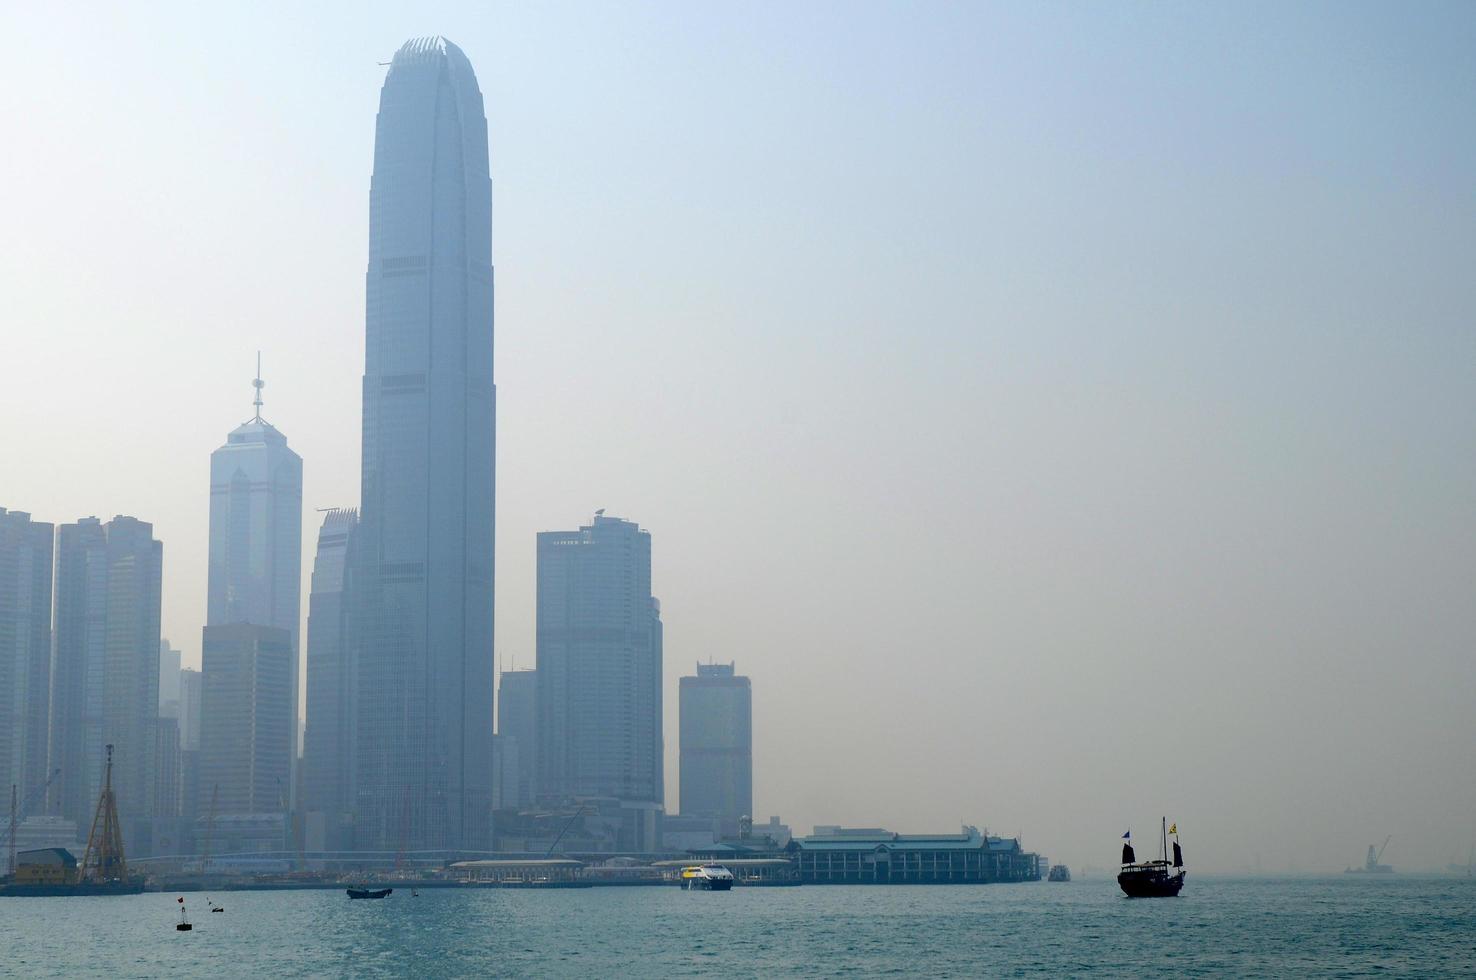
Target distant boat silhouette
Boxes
[1117,819,1185,898]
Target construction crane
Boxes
[80,746,128,884]
[545,803,590,858]
[1375,836,1392,865]
[6,769,61,876]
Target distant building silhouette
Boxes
[206,363,303,804]
[496,669,537,808]
[0,508,54,807]
[354,36,496,852]
[49,516,162,845]
[158,639,182,717]
[536,514,663,850]
[302,508,358,851]
[679,662,752,830]
[178,667,202,820]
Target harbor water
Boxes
[2,875,1472,977]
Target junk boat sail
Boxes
[1117,818,1185,898]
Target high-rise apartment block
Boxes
[536,514,663,850]
[49,516,162,841]
[354,36,496,851]
[679,662,753,827]
[0,508,54,804]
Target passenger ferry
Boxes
[678,864,734,891]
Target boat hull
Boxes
[0,880,145,897]
[681,878,733,891]
[346,887,393,899]
[1117,867,1185,898]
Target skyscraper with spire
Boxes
[354,37,495,851]
[203,359,303,813]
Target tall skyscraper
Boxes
[679,662,753,827]
[50,516,162,842]
[199,623,292,816]
[0,508,54,805]
[355,36,496,851]
[536,514,663,850]
[302,508,358,850]
[206,364,303,791]
[496,669,536,808]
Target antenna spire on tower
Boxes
[252,351,265,422]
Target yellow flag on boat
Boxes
[1168,823,1177,835]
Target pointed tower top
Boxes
[252,351,265,422]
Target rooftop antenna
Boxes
[252,351,265,422]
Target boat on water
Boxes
[1345,837,1393,874]
[1117,818,1185,898]
[679,864,734,891]
[347,887,394,899]
[1047,864,1071,882]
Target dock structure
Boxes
[447,858,586,886]
[793,826,1040,884]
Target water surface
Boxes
[3,875,1472,977]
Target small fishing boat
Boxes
[678,864,734,891]
[1117,818,1185,898]
[347,887,394,899]
[176,897,193,931]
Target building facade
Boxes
[0,508,54,807]
[536,514,663,850]
[354,36,496,852]
[206,373,303,794]
[49,516,162,843]
[199,623,292,818]
[301,508,358,850]
[679,662,752,827]
[496,669,536,809]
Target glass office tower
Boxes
[355,36,495,851]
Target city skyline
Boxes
[2,4,1474,872]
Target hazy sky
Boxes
[3,1,1473,872]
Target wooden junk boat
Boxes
[1117,818,1185,898]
